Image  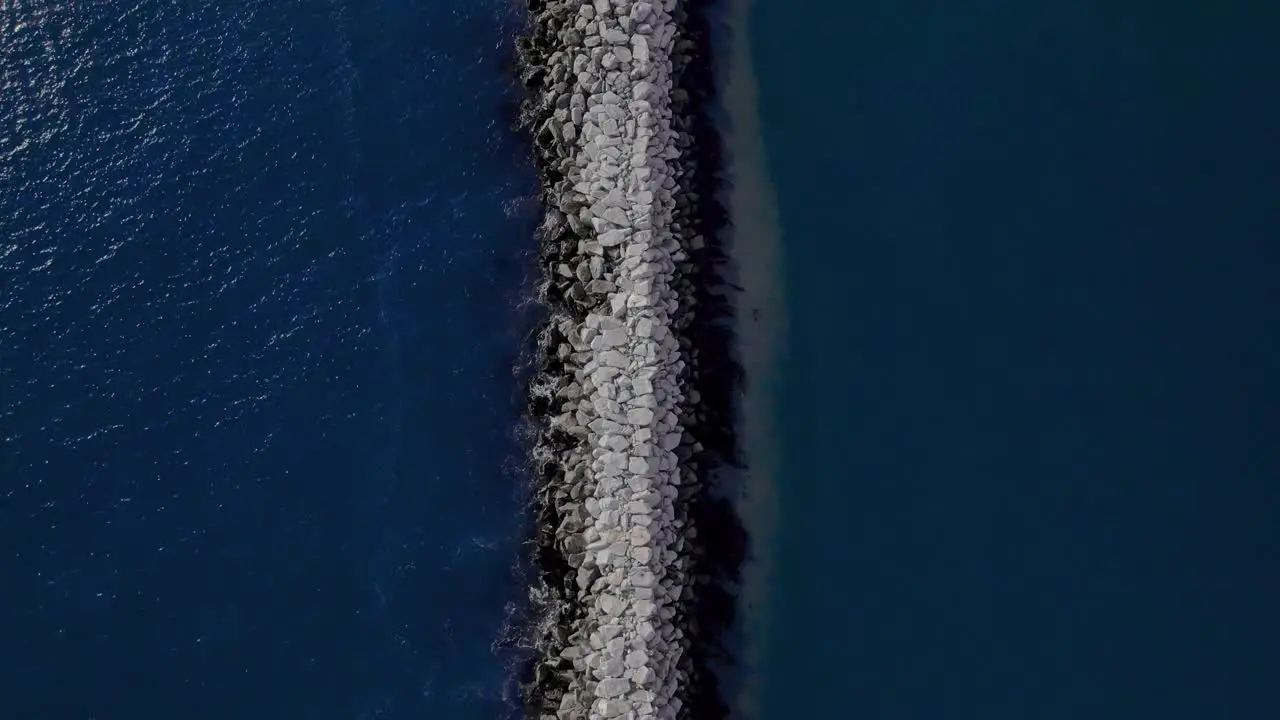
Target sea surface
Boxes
[8,1,1280,719]
[1,1,538,717]
[745,1,1280,718]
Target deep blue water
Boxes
[752,1,1280,718]
[1,1,537,717]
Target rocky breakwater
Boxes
[515,0,742,718]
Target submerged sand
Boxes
[717,0,786,715]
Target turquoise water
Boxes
[750,1,1280,717]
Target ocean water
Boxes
[748,1,1280,718]
[1,1,538,718]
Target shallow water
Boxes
[747,1,1280,717]
[1,1,538,717]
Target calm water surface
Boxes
[749,1,1280,717]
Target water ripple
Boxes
[2,0,539,717]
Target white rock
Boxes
[596,677,630,699]
[629,525,652,546]
[632,666,656,686]
[601,327,628,347]
[631,35,650,64]
[599,228,628,247]
[600,622,623,641]
[598,593,623,616]
[602,206,630,227]
[599,350,628,368]
[630,568,656,587]
[598,698,629,718]
[625,649,649,668]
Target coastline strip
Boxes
[514,0,745,718]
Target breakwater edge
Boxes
[512,0,746,717]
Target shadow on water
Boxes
[672,1,752,717]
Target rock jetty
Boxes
[514,0,746,718]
